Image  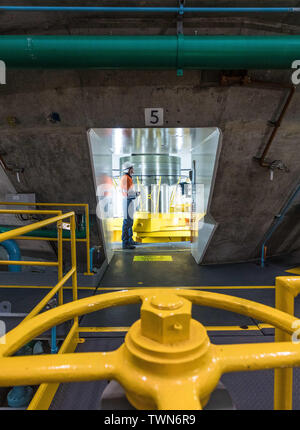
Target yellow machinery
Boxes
[110,172,193,243]
[133,211,191,243]
[108,211,195,243]
[0,209,300,409]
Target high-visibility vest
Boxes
[120,173,134,198]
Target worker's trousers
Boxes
[122,198,135,246]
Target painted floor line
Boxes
[0,285,95,290]
[285,267,300,275]
[133,255,173,261]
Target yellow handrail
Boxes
[274,276,300,409]
[0,209,78,309]
[23,268,76,322]
[0,208,80,408]
[0,201,92,275]
[0,210,73,241]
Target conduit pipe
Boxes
[0,239,21,272]
[1,36,300,70]
[0,6,299,13]
[259,86,296,167]
[261,184,300,268]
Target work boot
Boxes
[122,244,136,250]
[129,241,140,246]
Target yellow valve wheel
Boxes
[0,288,300,410]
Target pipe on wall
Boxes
[0,36,300,70]
[261,184,300,268]
[0,239,21,272]
[259,86,296,167]
[0,7,299,13]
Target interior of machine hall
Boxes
[1,0,300,413]
[88,127,221,263]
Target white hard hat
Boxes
[123,161,134,171]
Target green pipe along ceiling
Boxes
[0,35,299,69]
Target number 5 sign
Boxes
[145,108,164,126]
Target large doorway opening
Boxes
[88,128,221,264]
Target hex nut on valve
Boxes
[141,293,192,344]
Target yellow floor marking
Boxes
[0,285,94,290]
[133,256,173,262]
[258,323,274,330]
[285,267,300,275]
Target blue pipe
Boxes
[51,326,58,354]
[51,294,58,354]
[0,7,299,13]
[90,247,95,273]
[0,239,21,272]
[261,184,300,268]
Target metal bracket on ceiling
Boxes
[176,0,185,77]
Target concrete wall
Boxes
[0,68,298,263]
[264,191,300,259]
[0,1,298,264]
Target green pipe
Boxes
[0,226,86,239]
[0,35,299,69]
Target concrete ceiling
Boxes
[0,0,300,35]
[91,127,216,155]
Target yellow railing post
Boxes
[70,213,78,321]
[84,204,92,276]
[57,220,63,306]
[274,276,300,410]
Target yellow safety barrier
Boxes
[274,276,300,410]
[0,209,79,409]
[1,280,300,409]
[0,201,93,275]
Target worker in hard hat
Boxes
[120,161,140,249]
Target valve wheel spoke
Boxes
[0,350,120,387]
[217,342,300,374]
